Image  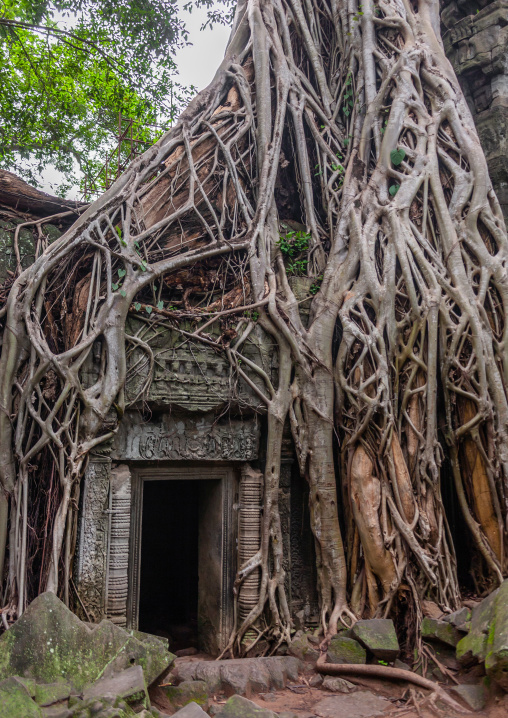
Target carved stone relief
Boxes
[106,464,132,627]
[75,455,111,622]
[112,413,259,462]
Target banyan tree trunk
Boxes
[0,0,506,648]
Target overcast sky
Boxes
[40,6,231,197]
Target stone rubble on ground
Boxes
[2,583,508,716]
[0,592,174,717]
[321,675,356,693]
[169,656,299,699]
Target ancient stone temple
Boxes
[1,0,508,658]
[71,307,317,655]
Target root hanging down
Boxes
[0,0,507,650]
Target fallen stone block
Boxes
[162,679,209,710]
[421,617,461,648]
[287,632,320,663]
[82,664,149,711]
[322,675,356,693]
[314,690,390,717]
[247,662,271,693]
[171,657,299,696]
[35,682,71,707]
[215,694,278,717]
[172,702,210,717]
[485,579,508,690]
[220,663,251,697]
[0,676,42,718]
[351,619,400,661]
[449,684,486,712]
[456,587,498,665]
[327,636,367,665]
[443,607,471,630]
[0,592,175,691]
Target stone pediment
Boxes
[124,320,274,412]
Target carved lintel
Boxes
[112,413,259,462]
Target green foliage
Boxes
[0,0,195,193]
[389,183,400,196]
[277,228,311,276]
[390,147,406,166]
[309,275,323,294]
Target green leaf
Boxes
[134,302,141,311]
[111,283,119,291]
[120,289,127,297]
[389,184,400,196]
[157,301,164,310]
[390,148,406,166]
[118,268,126,277]
[146,305,152,314]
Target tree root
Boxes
[316,655,469,713]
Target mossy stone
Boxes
[217,694,278,717]
[162,680,209,709]
[0,592,175,691]
[421,617,461,647]
[351,619,400,661]
[34,681,71,706]
[0,676,42,718]
[327,636,367,665]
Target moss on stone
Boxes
[0,593,175,691]
[162,679,209,709]
[327,636,367,665]
[0,677,42,718]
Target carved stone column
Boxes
[280,430,294,606]
[106,464,132,626]
[75,453,111,622]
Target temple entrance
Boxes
[128,465,237,655]
[139,480,201,651]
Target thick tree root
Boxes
[316,655,469,713]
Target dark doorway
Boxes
[139,479,200,651]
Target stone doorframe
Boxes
[127,464,237,651]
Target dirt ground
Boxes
[149,654,508,718]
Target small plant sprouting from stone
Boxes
[277,229,311,275]
[310,275,323,294]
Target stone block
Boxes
[0,676,42,718]
[485,578,508,689]
[351,619,400,661]
[443,607,471,629]
[0,592,175,691]
[421,617,462,647]
[314,691,390,717]
[247,662,271,693]
[215,694,278,717]
[456,587,499,664]
[260,658,284,689]
[171,703,209,718]
[322,676,356,693]
[327,636,367,665]
[449,684,486,712]
[82,665,148,710]
[162,680,209,710]
[287,632,320,663]
[35,682,71,706]
[194,662,222,692]
[220,664,251,697]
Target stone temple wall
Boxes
[442,0,508,219]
